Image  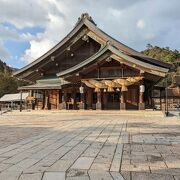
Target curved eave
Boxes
[57,45,169,78]
[109,46,169,74]
[83,20,171,69]
[13,20,86,77]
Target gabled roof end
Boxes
[75,13,96,26]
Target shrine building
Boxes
[13,13,171,111]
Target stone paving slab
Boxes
[70,157,94,170]
[131,172,174,180]
[43,172,65,180]
[110,172,125,180]
[0,112,179,180]
[18,173,43,180]
[88,170,113,180]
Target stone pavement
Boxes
[0,111,179,180]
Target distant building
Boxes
[0,93,29,110]
[167,75,180,109]
[152,75,180,110]
[13,13,171,111]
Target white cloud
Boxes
[22,39,53,63]
[136,19,145,29]
[0,0,49,28]
[0,24,36,43]
[0,0,180,65]
[20,0,180,63]
[22,12,71,63]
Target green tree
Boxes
[142,45,180,86]
[0,59,28,97]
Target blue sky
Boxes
[1,23,44,67]
[0,0,179,68]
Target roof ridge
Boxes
[75,13,96,26]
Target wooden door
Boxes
[126,86,139,109]
[103,92,120,110]
[48,90,59,109]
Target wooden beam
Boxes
[111,54,166,77]
[87,31,106,45]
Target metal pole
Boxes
[165,77,168,116]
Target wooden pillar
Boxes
[79,86,85,110]
[61,91,67,110]
[44,90,48,110]
[79,92,85,110]
[42,90,45,109]
[31,90,33,110]
[139,84,145,110]
[120,91,127,110]
[72,91,76,110]
[59,90,62,103]
[160,89,162,110]
[103,92,107,110]
[20,90,22,112]
[29,90,33,96]
[96,91,102,110]
[36,90,38,110]
[56,90,60,110]
[86,89,92,109]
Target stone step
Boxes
[5,109,164,117]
